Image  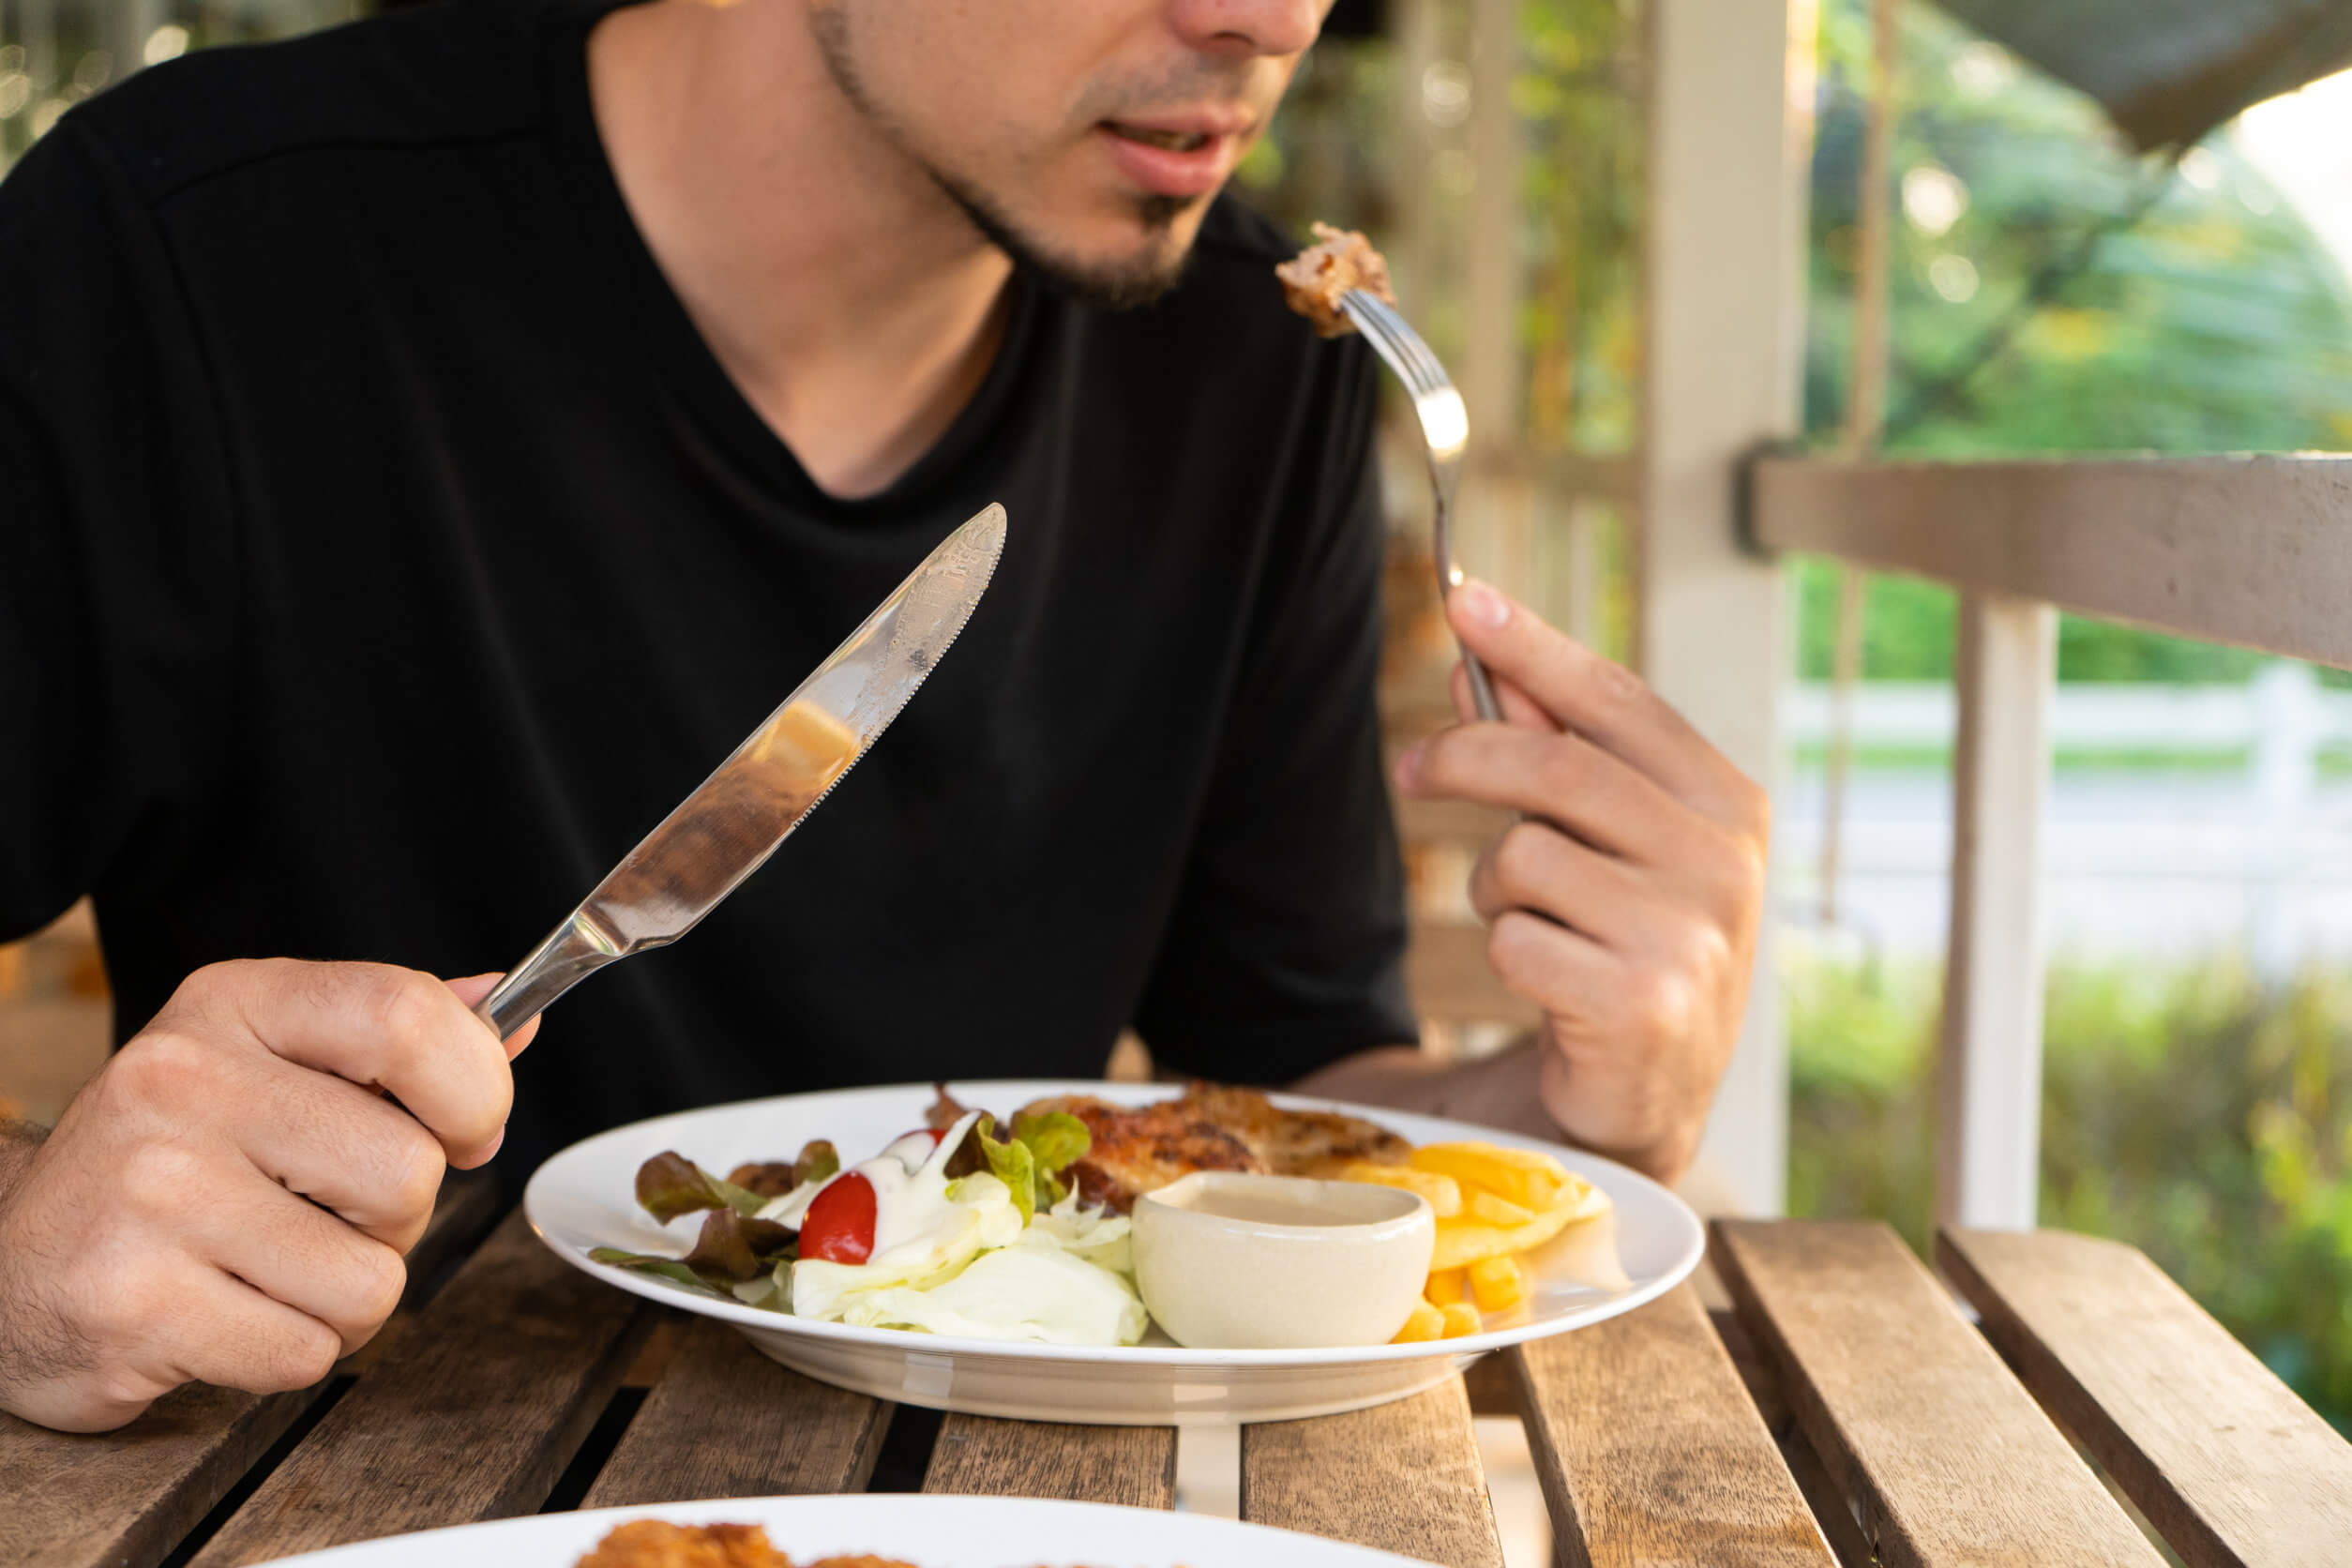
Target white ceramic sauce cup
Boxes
[1130,1172,1437,1349]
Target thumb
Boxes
[443,972,543,1061]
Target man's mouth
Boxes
[1094,114,1249,200]
[1107,123,1213,153]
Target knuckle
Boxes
[1485,912,1543,987]
[265,1322,343,1392]
[1698,823,1768,920]
[1629,964,1702,1046]
[348,1243,408,1329]
[358,967,448,1062]
[384,1125,448,1222]
[172,959,242,1011]
[1590,656,1650,713]
[117,1141,207,1220]
[109,1030,216,1113]
[1490,822,1553,900]
[1412,729,1467,792]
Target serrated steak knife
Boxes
[474,502,1007,1038]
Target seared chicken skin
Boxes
[1173,1082,1413,1178]
[1015,1093,1263,1214]
[1013,1083,1411,1212]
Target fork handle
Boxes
[1461,648,1504,723]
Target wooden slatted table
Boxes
[6,1187,2347,1567]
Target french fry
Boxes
[1393,1300,1446,1343]
[1468,1254,1529,1312]
[1425,1267,1469,1306]
[1340,1162,1463,1218]
[1466,1190,1532,1227]
[1410,1142,1568,1212]
[1429,1177,1607,1273]
[1439,1301,1484,1338]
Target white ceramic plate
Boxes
[254,1493,1443,1566]
[524,1080,1702,1425]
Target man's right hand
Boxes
[0,960,535,1432]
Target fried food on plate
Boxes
[1012,1082,1413,1213]
[1274,221,1396,338]
[1016,1093,1263,1214]
[1344,1140,1615,1341]
[1173,1082,1412,1177]
[576,1520,917,1568]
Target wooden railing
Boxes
[1749,453,2352,1226]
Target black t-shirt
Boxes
[0,0,1413,1181]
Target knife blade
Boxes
[474,501,1007,1038]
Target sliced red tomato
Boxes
[797,1171,877,1264]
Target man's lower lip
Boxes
[1098,127,1233,199]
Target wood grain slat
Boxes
[582,1317,891,1507]
[187,1211,654,1566]
[0,1174,503,1568]
[1713,1219,2167,1568]
[1940,1226,2352,1568]
[922,1414,1174,1507]
[1241,1378,1504,1568]
[1513,1287,1833,1567]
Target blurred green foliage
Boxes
[1804,0,2352,686]
[1789,950,2352,1431]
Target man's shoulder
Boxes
[54,0,544,208]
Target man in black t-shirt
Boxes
[0,0,1769,1431]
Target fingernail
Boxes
[1395,740,1426,792]
[1457,580,1509,628]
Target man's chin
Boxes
[941,175,1208,309]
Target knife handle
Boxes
[475,909,625,1041]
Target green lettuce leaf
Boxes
[633,1151,767,1221]
[793,1138,841,1186]
[588,1246,727,1295]
[681,1209,798,1283]
[973,1117,1039,1226]
[961,1110,1092,1224]
[1011,1110,1089,1174]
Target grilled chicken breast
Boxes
[1013,1083,1411,1212]
[1016,1093,1263,1214]
[1172,1083,1414,1177]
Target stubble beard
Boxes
[808,8,1199,310]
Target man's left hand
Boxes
[1394,580,1770,1184]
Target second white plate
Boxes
[523,1080,1702,1425]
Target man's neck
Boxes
[587,0,1015,500]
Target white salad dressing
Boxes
[754,1109,1147,1347]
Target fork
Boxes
[1339,290,1504,724]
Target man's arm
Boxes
[1297,1037,1562,1143]
[1302,578,1770,1187]
[0,1120,43,1199]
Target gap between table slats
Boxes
[1713,1218,2168,1568]
[0,1172,503,1568]
[1510,1284,1835,1567]
[1240,1377,1504,1568]
[1939,1226,2352,1568]
[185,1209,654,1567]
[921,1414,1175,1508]
[580,1316,892,1507]
[1711,1304,1885,1568]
